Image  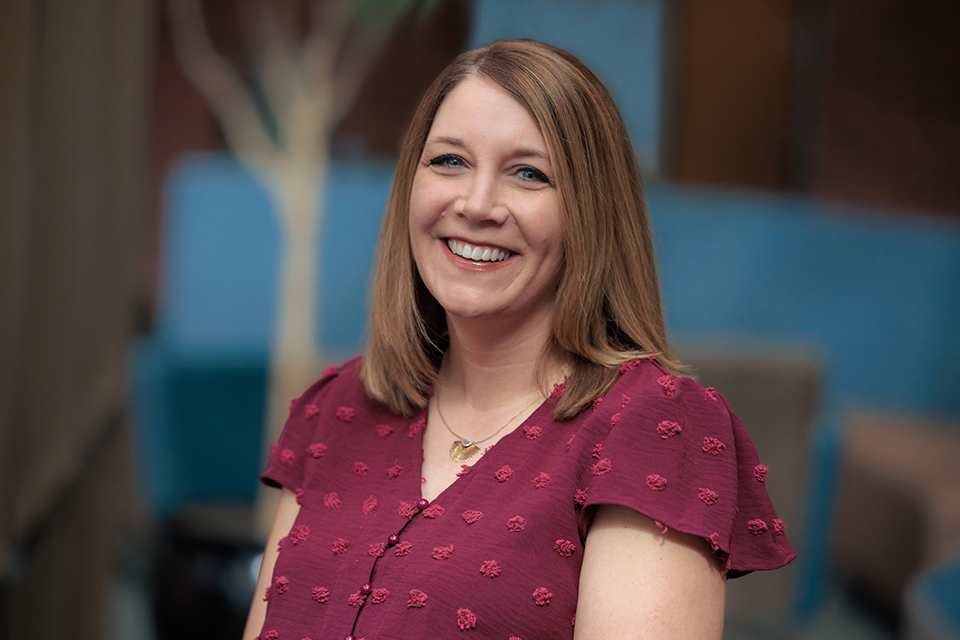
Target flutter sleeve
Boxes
[260,365,341,493]
[580,362,796,574]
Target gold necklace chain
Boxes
[435,386,541,462]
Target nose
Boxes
[457,172,508,224]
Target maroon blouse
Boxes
[258,356,795,640]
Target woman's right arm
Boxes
[242,487,302,640]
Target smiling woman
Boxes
[244,40,796,640]
[408,75,564,330]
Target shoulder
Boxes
[599,357,732,433]
[263,356,379,487]
[617,357,717,398]
[584,358,738,487]
[288,356,366,415]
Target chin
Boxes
[442,303,495,320]
[429,287,495,317]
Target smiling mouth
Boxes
[446,239,512,262]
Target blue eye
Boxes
[516,166,552,185]
[428,154,465,168]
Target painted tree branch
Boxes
[167,0,278,163]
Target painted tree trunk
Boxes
[255,154,329,534]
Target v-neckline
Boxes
[414,396,553,504]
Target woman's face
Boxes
[408,76,564,329]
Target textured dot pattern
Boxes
[257,357,795,639]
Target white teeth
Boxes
[446,239,510,262]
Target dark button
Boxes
[387,534,399,546]
[360,583,372,596]
[417,498,429,510]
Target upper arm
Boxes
[242,487,302,640]
[574,505,726,640]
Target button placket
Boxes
[348,494,432,637]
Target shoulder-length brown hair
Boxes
[362,39,681,420]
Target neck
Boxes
[439,311,565,411]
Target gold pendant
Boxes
[450,440,479,462]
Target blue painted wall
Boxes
[156,156,396,357]
[651,186,960,421]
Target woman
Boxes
[244,40,795,640]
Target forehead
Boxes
[428,76,548,152]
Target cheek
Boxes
[536,201,564,257]
[407,195,433,269]
[408,179,436,234]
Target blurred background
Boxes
[2,0,959,638]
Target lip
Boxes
[441,238,515,272]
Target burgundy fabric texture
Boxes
[258,357,795,639]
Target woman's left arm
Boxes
[574,505,726,639]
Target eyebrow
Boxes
[425,135,465,149]
[424,135,552,164]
